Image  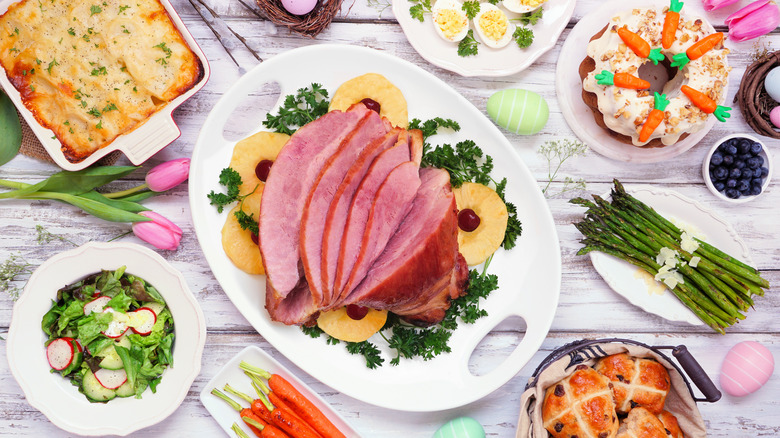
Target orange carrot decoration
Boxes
[639,92,671,143]
[662,0,684,49]
[617,27,665,65]
[595,70,651,89]
[671,32,723,68]
[681,85,731,122]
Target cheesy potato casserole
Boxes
[0,0,202,163]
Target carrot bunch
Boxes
[212,387,289,438]
[595,70,650,89]
[617,27,665,65]
[639,92,671,143]
[662,0,684,49]
[671,32,724,68]
[680,85,732,122]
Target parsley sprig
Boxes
[207,168,259,234]
[511,8,543,48]
[457,30,480,57]
[263,84,330,135]
[409,0,432,22]
[462,0,480,19]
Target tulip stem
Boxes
[0,179,28,190]
[103,183,149,199]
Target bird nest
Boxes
[255,0,343,38]
[736,50,780,139]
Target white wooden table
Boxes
[1,0,778,436]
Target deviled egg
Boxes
[473,3,515,49]
[432,0,470,43]
[503,0,546,14]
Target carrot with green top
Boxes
[639,92,671,143]
[671,32,723,68]
[681,85,731,122]
[617,27,665,65]
[595,70,650,89]
[662,0,684,49]
[212,388,290,438]
[241,361,346,438]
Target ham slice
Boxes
[299,110,388,306]
[342,168,467,326]
[259,104,371,300]
[320,129,403,308]
[339,161,421,303]
[334,134,414,302]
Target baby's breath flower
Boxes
[538,139,589,198]
[0,253,34,300]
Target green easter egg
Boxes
[433,416,485,438]
[487,89,549,135]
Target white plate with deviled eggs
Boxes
[393,0,575,77]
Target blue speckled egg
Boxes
[764,67,780,103]
[433,416,486,438]
[487,89,549,135]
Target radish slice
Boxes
[83,296,111,315]
[46,338,75,371]
[61,336,83,353]
[129,307,157,335]
[102,321,128,338]
[94,368,128,390]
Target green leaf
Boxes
[24,191,150,222]
[36,166,139,195]
[78,190,150,213]
[116,190,156,203]
[0,90,21,167]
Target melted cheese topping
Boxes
[0,0,202,163]
[583,8,730,146]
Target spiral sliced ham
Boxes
[259,103,371,302]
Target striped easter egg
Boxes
[433,416,485,438]
[486,89,549,135]
[720,341,774,397]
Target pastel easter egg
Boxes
[770,106,780,129]
[487,89,549,135]
[433,416,486,438]
[764,67,780,103]
[281,0,317,15]
[720,341,774,397]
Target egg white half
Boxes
[432,0,470,43]
[473,3,515,49]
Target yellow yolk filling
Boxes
[436,9,467,40]
[479,10,508,41]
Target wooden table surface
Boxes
[1,0,778,436]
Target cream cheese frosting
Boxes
[583,8,730,146]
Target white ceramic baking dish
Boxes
[0,0,211,171]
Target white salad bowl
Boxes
[5,242,206,436]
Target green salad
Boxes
[41,267,174,402]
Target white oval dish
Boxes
[200,345,361,437]
[189,44,561,412]
[393,0,575,77]
[555,0,719,163]
[0,0,210,171]
[589,186,752,326]
[6,242,206,436]
[702,133,773,204]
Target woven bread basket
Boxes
[516,338,721,438]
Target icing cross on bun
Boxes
[580,2,731,147]
[542,365,619,438]
[594,354,671,415]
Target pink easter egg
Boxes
[720,341,774,397]
[281,0,317,15]
[770,107,780,129]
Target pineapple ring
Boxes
[317,307,388,343]
[453,182,508,266]
[329,73,409,129]
[230,131,290,196]
[222,192,264,275]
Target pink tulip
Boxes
[726,0,780,42]
[132,211,183,250]
[145,158,190,192]
[703,0,740,11]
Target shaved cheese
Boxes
[680,232,700,254]
[689,256,701,268]
[656,247,680,267]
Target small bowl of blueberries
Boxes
[703,133,772,203]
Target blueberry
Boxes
[747,157,761,169]
[734,160,746,169]
[761,167,769,177]
[712,166,728,180]
[750,142,763,155]
[753,168,764,178]
[756,155,764,166]
[738,139,751,153]
[726,144,738,155]
[737,179,750,192]
[726,178,737,188]
[738,153,752,162]
[710,151,724,166]
[750,185,763,196]
[725,188,741,199]
[752,178,764,187]
[729,168,742,179]
[728,138,739,147]
[714,181,725,191]
[722,155,734,166]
